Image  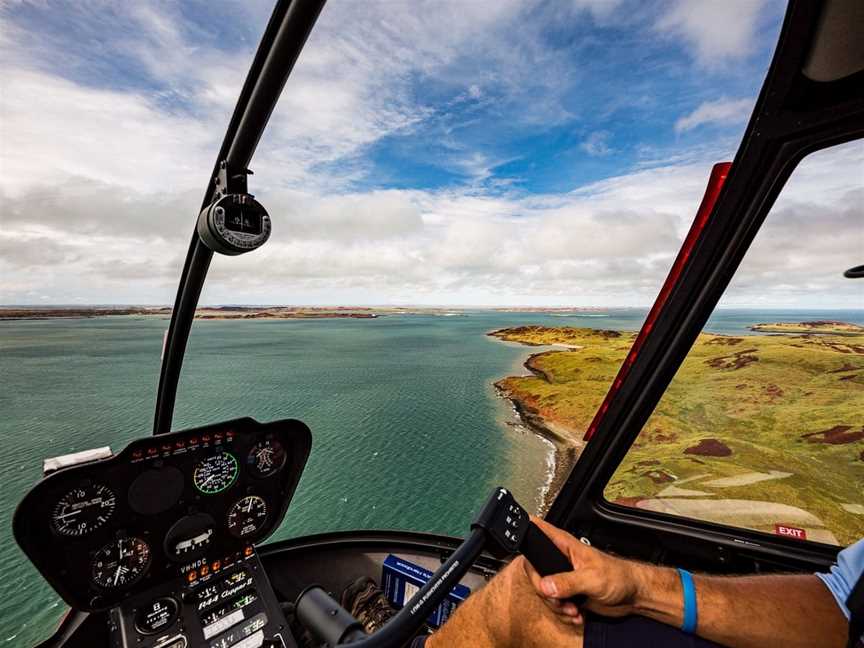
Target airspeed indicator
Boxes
[193,452,238,495]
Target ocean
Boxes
[2,308,863,645]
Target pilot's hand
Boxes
[429,555,582,648]
[523,517,645,625]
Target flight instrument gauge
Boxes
[197,193,271,256]
[91,537,151,589]
[51,483,116,536]
[227,495,268,538]
[193,452,239,495]
[247,438,286,478]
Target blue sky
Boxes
[1,1,861,307]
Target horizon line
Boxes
[2,304,863,311]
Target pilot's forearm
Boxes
[424,585,496,648]
[632,566,848,648]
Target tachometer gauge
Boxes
[51,483,116,536]
[91,537,151,589]
[193,452,239,495]
[227,495,268,538]
[247,438,286,478]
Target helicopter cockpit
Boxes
[15,416,571,648]
[8,0,863,647]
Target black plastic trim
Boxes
[153,0,326,435]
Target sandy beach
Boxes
[493,351,587,515]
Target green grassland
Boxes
[492,324,864,546]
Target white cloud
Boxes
[3,144,861,307]
[675,98,753,133]
[580,131,614,156]
[656,0,772,68]
[1,1,858,309]
[0,70,218,196]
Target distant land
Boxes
[0,306,611,321]
[491,321,864,544]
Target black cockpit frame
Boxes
[153,0,326,437]
[153,0,863,574]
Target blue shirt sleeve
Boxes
[816,538,864,619]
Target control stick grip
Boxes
[521,523,587,607]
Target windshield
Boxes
[2,1,790,645]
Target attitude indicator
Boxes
[247,438,286,479]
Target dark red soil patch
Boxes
[821,341,864,355]
[706,336,744,346]
[764,384,784,398]
[803,320,847,327]
[829,363,858,374]
[684,438,732,457]
[651,432,678,443]
[596,329,622,339]
[635,459,660,467]
[801,425,864,445]
[706,349,759,370]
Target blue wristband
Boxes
[677,568,698,634]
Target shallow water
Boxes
[2,308,862,645]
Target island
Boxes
[0,306,460,321]
[490,322,864,545]
[750,320,864,336]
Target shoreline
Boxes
[488,329,587,514]
[495,382,584,515]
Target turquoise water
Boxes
[2,308,863,645]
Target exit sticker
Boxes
[775,524,807,540]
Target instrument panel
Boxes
[13,417,311,612]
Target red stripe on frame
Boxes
[583,162,732,442]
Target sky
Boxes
[0,0,861,308]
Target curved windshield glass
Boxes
[605,142,864,546]
[173,1,785,543]
[2,1,786,644]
